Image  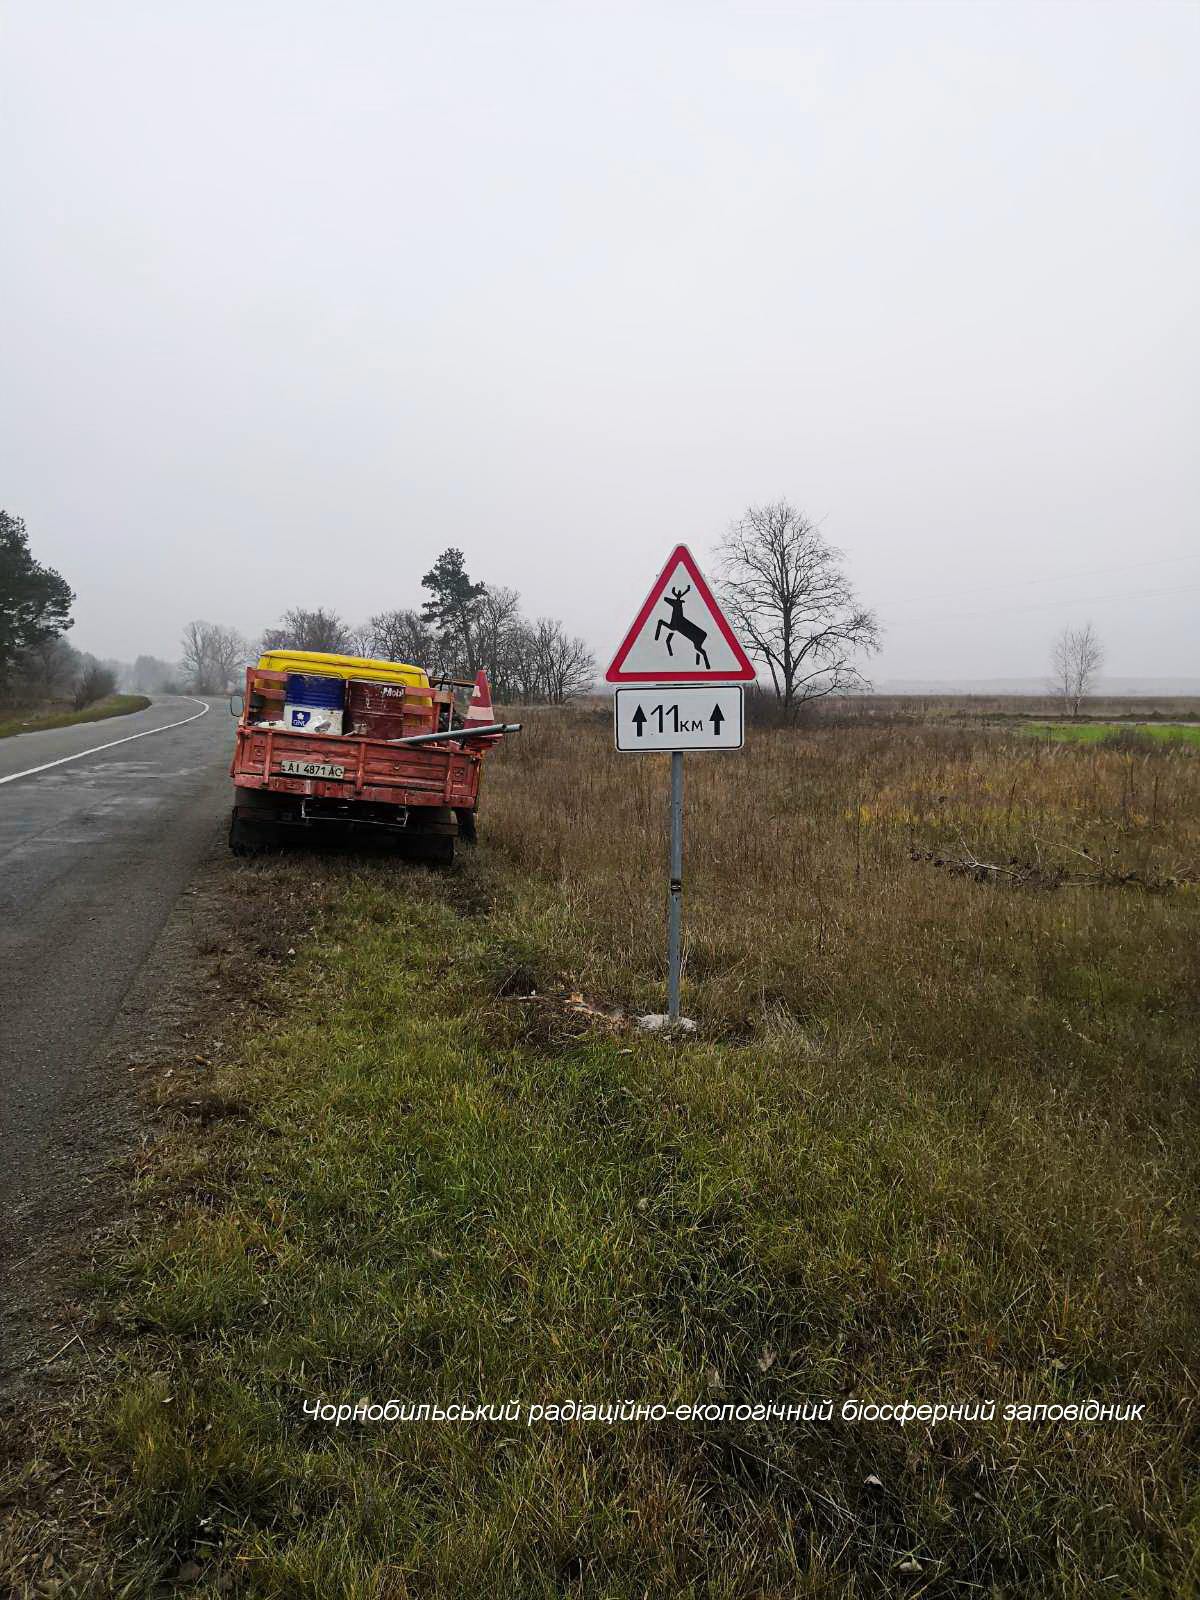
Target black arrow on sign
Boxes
[710,703,725,734]
[632,705,647,737]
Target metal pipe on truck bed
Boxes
[384,722,522,747]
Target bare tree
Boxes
[362,578,591,703]
[715,501,879,714]
[344,624,377,659]
[181,621,248,693]
[508,620,545,702]
[210,627,249,690]
[474,585,525,697]
[530,617,596,703]
[1050,622,1104,715]
[366,608,439,668]
[6,636,81,703]
[179,622,211,691]
[261,607,351,654]
[130,654,181,693]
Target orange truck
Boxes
[228,650,517,864]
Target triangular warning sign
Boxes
[606,544,756,683]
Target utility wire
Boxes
[884,580,1200,628]
[874,552,1197,611]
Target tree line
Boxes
[2,503,1110,717]
[179,548,596,701]
[0,509,121,710]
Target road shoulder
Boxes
[0,844,317,1587]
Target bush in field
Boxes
[73,660,116,709]
[1098,727,1161,754]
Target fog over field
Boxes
[1,2,1196,681]
[878,677,1200,697]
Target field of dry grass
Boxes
[4,707,1196,1596]
[806,693,1200,724]
[487,705,1199,1026]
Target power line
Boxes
[886,580,1200,628]
[876,552,1198,611]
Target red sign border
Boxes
[605,544,756,684]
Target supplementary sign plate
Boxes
[605,544,756,683]
[614,685,743,752]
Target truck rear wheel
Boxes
[229,809,280,856]
[397,806,456,867]
[395,830,454,867]
[454,807,477,846]
[417,833,454,867]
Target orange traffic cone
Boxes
[465,672,502,741]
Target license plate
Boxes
[280,759,346,780]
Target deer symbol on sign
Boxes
[655,584,710,669]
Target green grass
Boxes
[10,715,1200,1596]
[0,693,152,739]
[1024,721,1200,745]
[38,894,1200,1589]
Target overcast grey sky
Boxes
[2,1,1196,681]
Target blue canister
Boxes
[284,673,345,710]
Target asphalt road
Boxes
[0,696,234,1210]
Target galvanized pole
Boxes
[667,750,684,1021]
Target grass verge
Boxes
[0,694,152,740]
[4,714,1198,1596]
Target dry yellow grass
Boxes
[485,707,1199,1030]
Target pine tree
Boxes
[0,510,75,682]
[419,548,486,674]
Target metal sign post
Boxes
[667,751,684,1019]
[614,685,743,1017]
[606,546,754,1025]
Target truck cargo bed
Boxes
[230,724,481,808]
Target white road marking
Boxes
[0,698,211,787]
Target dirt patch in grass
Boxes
[159,1092,254,1127]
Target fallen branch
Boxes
[910,838,1194,894]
